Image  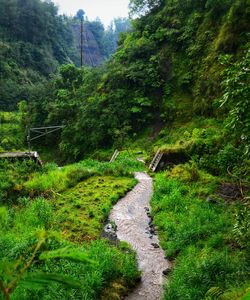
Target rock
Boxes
[206,196,218,204]
[151,243,160,249]
[71,23,104,66]
[148,216,154,224]
[101,223,118,244]
[150,228,156,235]
[162,268,172,276]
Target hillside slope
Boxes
[0,0,131,111]
[23,0,249,162]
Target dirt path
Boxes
[110,172,170,300]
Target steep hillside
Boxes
[71,23,104,66]
[0,1,131,111]
[0,0,78,110]
[25,0,249,162]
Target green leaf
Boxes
[130,107,142,113]
[205,287,224,299]
[39,247,95,264]
[20,272,82,289]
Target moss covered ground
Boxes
[55,175,136,242]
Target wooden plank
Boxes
[149,149,163,172]
[0,151,43,166]
[110,150,119,163]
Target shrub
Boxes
[232,204,250,249]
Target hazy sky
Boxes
[54,0,130,27]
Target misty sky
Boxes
[54,0,130,26]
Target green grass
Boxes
[24,152,145,196]
[0,199,140,299]
[151,170,250,300]
[54,175,136,242]
[0,159,39,204]
[0,154,143,299]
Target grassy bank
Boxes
[0,154,144,299]
[54,176,136,242]
[151,166,250,299]
[147,116,250,299]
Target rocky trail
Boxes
[109,172,170,300]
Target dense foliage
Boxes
[0,0,130,111]
[0,0,249,299]
[0,0,78,110]
[152,171,250,299]
[22,0,249,162]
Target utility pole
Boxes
[80,16,83,67]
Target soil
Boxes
[217,182,250,202]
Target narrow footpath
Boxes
[110,172,170,300]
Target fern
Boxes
[205,287,225,299]
[39,247,95,264]
[20,272,82,289]
[205,286,250,300]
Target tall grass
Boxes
[0,159,39,204]
[151,172,250,299]
[0,153,143,299]
[0,196,140,300]
[24,152,145,196]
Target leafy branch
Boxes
[0,231,93,300]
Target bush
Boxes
[0,159,38,204]
[232,204,250,249]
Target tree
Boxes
[129,0,163,16]
[76,9,85,21]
